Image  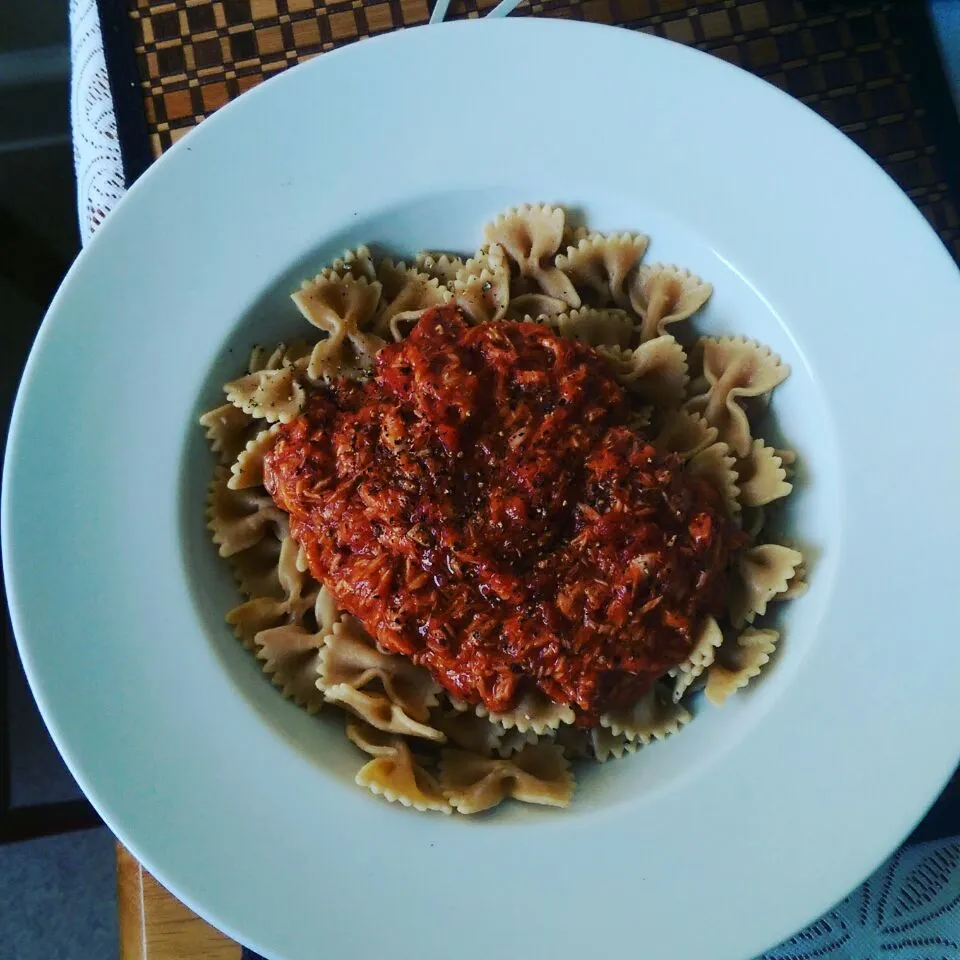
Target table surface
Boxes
[116,844,241,959]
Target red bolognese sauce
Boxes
[264,305,741,724]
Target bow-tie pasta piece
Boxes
[483,204,580,306]
[774,447,798,477]
[414,251,464,287]
[474,687,575,735]
[226,537,320,646]
[769,543,808,600]
[228,531,286,602]
[705,628,780,706]
[228,424,281,490]
[599,682,692,742]
[434,708,537,758]
[223,352,308,425]
[311,583,340,632]
[729,543,805,627]
[547,307,636,348]
[227,594,289,650]
[687,441,741,515]
[318,616,441,724]
[318,245,377,284]
[453,244,511,323]
[346,721,451,814]
[456,242,510,285]
[684,337,790,457]
[737,440,794,507]
[246,342,288,376]
[629,264,712,343]
[496,727,540,758]
[207,465,285,557]
[323,684,446,742]
[439,742,574,814]
[454,271,511,324]
[779,563,808,600]
[505,293,570,322]
[373,259,452,337]
[245,345,272,375]
[654,409,719,460]
[252,597,335,713]
[198,402,258,466]
[590,727,641,763]
[669,615,724,702]
[555,232,648,310]
[596,336,689,407]
[433,709,507,756]
[227,534,316,632]
[247,338,311,376]
[291,274,384,379]
[202,206,810,816]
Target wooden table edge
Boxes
[116,842,242,960]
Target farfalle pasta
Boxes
[737,440,794,506]
[228,424,281,490]
[589,727,641,763]
[669,615,724,702]
[438,743,574,814]
[346,721,451,813]
[472,689,576,736]
[452,245,511,323]
[199,403,258,465]
[414,251,464,286]
[599,682,692,743]
[729,543,804,627]
[207,465,285,557]
[705,628,780,707]
[373,259,451,335]
[483,204,579,305]
[546,307,635,348]
[555,231,648,310]
[226,535,320,646]
[596,336,689,406]
[654,409,719,460]
[242,585,336,711]
[199,205,808,815]
[318,616,441,724]
[687,440,741,515]
[684,336,790,457]
[292,274,384,378]
[630,263,713,342]
[224,359,308,424]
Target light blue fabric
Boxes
[761,837,960,959]
[930,0,960,112]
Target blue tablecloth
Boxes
[931,0,960,110]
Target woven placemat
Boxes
[102,0,960,261]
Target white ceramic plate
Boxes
[4,18,960,960]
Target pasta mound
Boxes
[200,203,806,815]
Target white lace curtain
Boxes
[69,0,126,246]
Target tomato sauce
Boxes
[264,306,740,723]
